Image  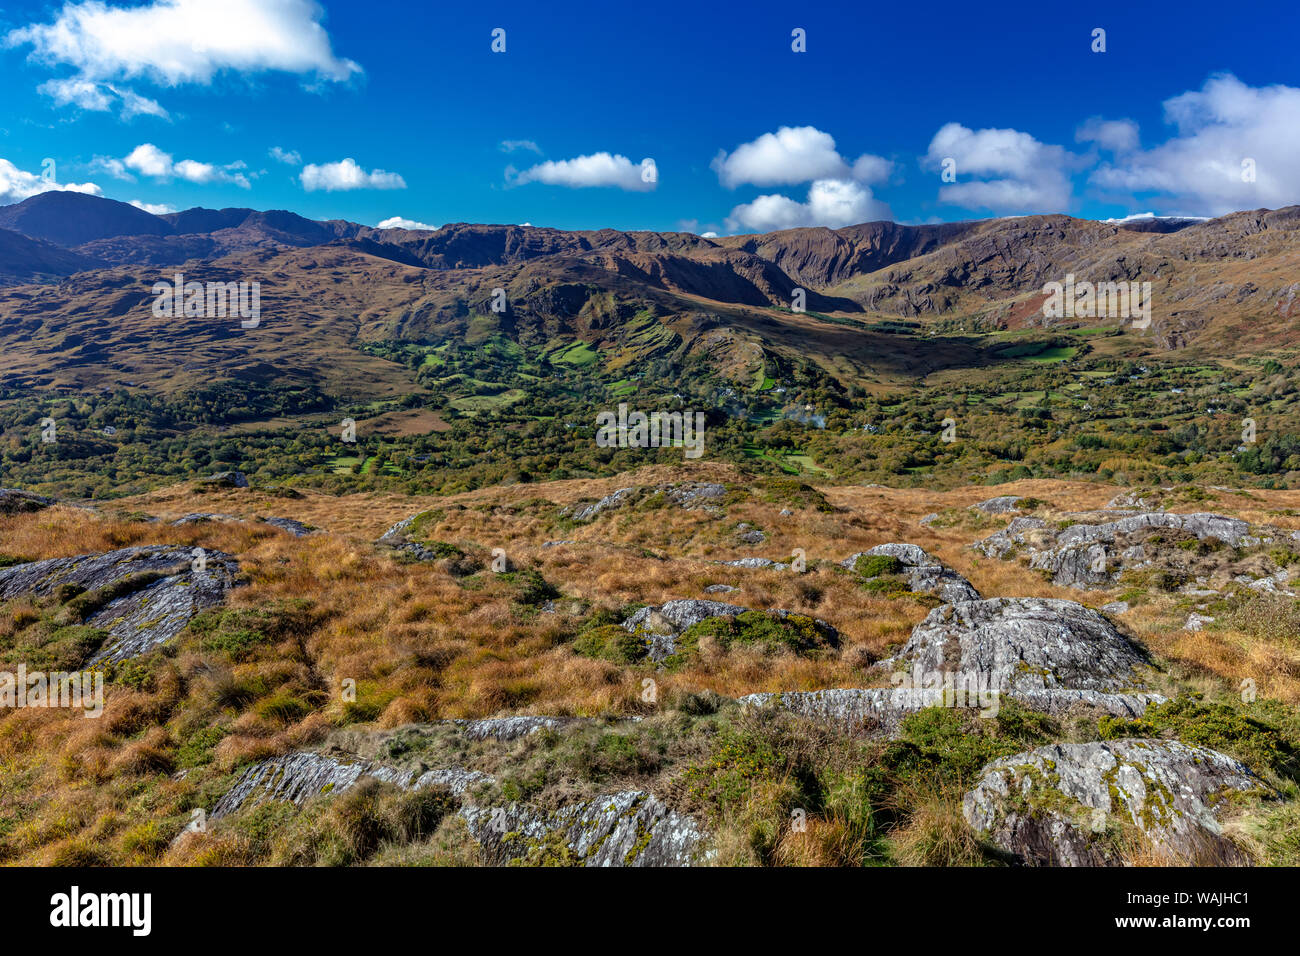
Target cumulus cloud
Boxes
[269,146,302,165]
[36,78,170,119]
[109,143,251,187]
[300,157,405,191]
[509,152,656,191]
[6,0,359,117]
[129,199,176,215]
[922,122,1074,214]
[725,179,891,233]
[0,157,102,205]
[1088,73,1300,216]
[712,126,891,189]
[376,216,438,231]
[1076,117,1139,154]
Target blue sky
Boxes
[1,0,1297,234]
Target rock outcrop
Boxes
[0,545,238,664]
[0,488,55,516]
[621,599,838,663]
[963,739,1273,865]
[212,750,492,819]
[460,790,706,866]
[262,517,317,537]
[974,511,1258,589]
[841,543,980,603]
[564,482,727,522]
[740,686,1165,735]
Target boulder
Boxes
[963,740,1272,865]
[0,545,238,664]
[883,598,1154,693]
[202,471,249,488]
[565,482,727,523]
[972,495,1024,515]
[841,543,980,603]
[460,790,706,866]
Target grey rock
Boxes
[841,543,981,603]
[569,487,637,522]
[739,686,1165,736]
[460,790,706,866]
[972,495,1024,515]
[0,545,238,664]
[172,512,243,526]
[1100,601,1131,615]
[0,488,55,516]
[1185,612,1215,632]
[211,750,492,819]
[455,716,577,741]
[202,471,249,488]
[564,482,727,523]
[975,511,1256,589]
[262,517,317,537]
[703,584,737,594]
[963,740,1272,866]
[719,557,788,570]
[883,598,1154,693]
[621,599,838,663]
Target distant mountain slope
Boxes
[0,192,171,246]
[0,228,103,286]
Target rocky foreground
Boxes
[1,483,1294,866]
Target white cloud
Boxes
[269,146,302,165]
[725,179,891,233]
[300,157,405,192]
[129,199,176,215]
[0,157,102,205]
[1089,74,1300,216]
[1076,117,1139,154]
[6,0,359,117]
[499,140,541,154]
[923,122,1074,214]
[711,126,891,188]
[376,216,438,231]
[120,143,251,187]
[509,152,656,191]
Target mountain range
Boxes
[1,191,1298,400]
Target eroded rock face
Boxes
[211,750,492,819]
[460,790,706,867]
[455,716,577,741]
[621,599,838,663]
[0,488,55,516]
[963,740,1272,866]
[739,687,1165,735]
[974,511,1258,589]
[841,543,980,603]
[202,471,249,488]
[883,598,1154,692]
[0,545,238,664]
